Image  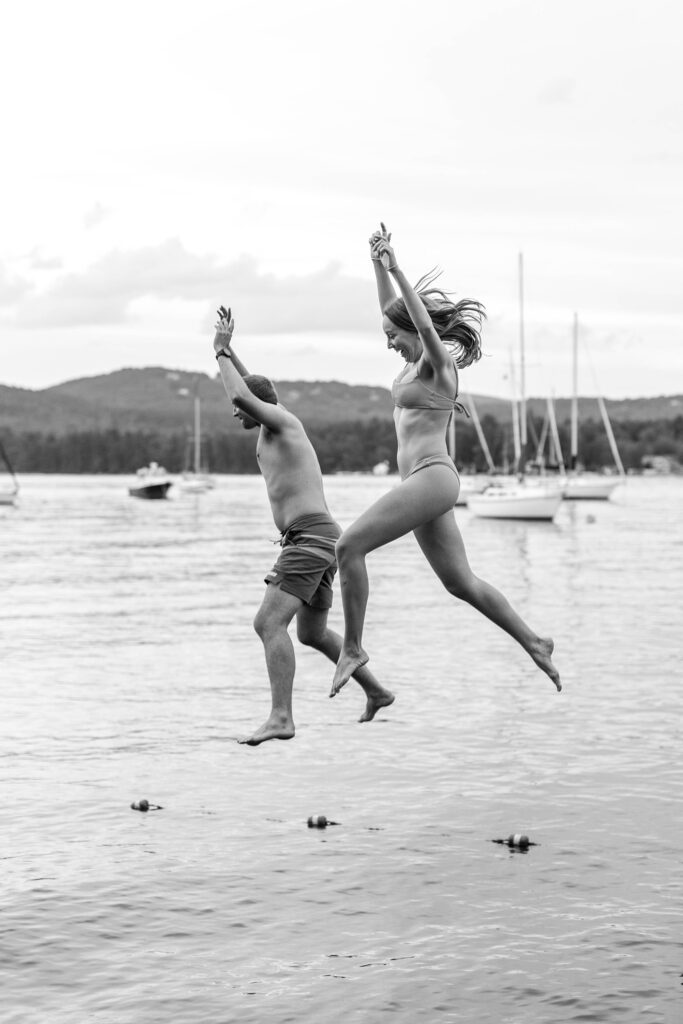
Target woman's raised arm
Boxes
[373,237,451,371]
[369,223,397,313]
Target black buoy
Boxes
[506,833,530,849]
[491,833,537,848]
[130,799,163,812]
[307,814,328,828]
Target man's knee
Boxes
[254,603,284,640]
[296,619,325,648]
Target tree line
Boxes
[2,414,682,475]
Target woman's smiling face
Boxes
[382,315,421,363]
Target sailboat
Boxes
[468,254,563,522]
[563,313,625,500]
[447,395,493,506]
[180,385,214,493]
[0,438,19,506]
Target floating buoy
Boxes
[492,833,537,848]
[307,815,340,828]
[130,799,163,812]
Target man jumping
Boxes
[213,306,394,745]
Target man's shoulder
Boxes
[270,405,309,436]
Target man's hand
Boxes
[213,305,235,353]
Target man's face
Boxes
[233,405,258,430]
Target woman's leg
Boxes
[332,465,458,694]
[414,510,561,691]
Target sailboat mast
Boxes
[193,394,201,474]
[597,396,626,476]
[571,312,579,470]
[463,395,496,474]
[518,252,527,452]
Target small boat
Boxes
[449,394,494,506]
[179,387,214,494]
[563,474,620,500]
[0,438,19,506]
[468,255,562,522]
[563,314,626,501]
[454,475,490,507]
[468,480,563,521]
[129,462,173,500]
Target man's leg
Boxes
[296,605,395,722]
[240,584,304,746]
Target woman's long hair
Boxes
[384,269,485,369]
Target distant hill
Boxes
[1,366,681,436]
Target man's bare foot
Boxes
[359,688,395,723]
[238,713,295,746]
[331,648,369,696]
[530,637,561,692]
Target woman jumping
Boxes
[331,225,561,696]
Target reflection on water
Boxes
[1,475,682,1023]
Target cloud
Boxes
[13,238,379,332]
[83,201,110,229]
[537,76,576,105]
[26,248,63,271]
[0,263,32,306]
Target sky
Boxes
[1,0,682,400]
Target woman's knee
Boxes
[336,528,366,565]
[444,571,478,602]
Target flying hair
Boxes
[384,267,486,369]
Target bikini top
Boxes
[391,361,467,415]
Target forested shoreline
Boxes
[3,414,682,474]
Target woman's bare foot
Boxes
[238,712,295,746]
[529,637,561,692]
[359,688,395,723]
[331,648,369,696]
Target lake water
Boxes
[1,474,682,1023]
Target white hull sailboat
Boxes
[468,255,563,522]
[180,389,214,493]
[468,481,563,520]
[449,394,493,506]
[563,314,625,501]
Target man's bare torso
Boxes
[256,407,331,533]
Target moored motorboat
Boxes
[129,462,173,500]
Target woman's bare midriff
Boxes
[394,406,453,478]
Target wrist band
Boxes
[215,347,232,361]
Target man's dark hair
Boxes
[243,374,278,405]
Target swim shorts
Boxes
[265,512,342,610]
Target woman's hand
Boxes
[369,222,392,260]
[370,236,398,273]
[213,305,234,352]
